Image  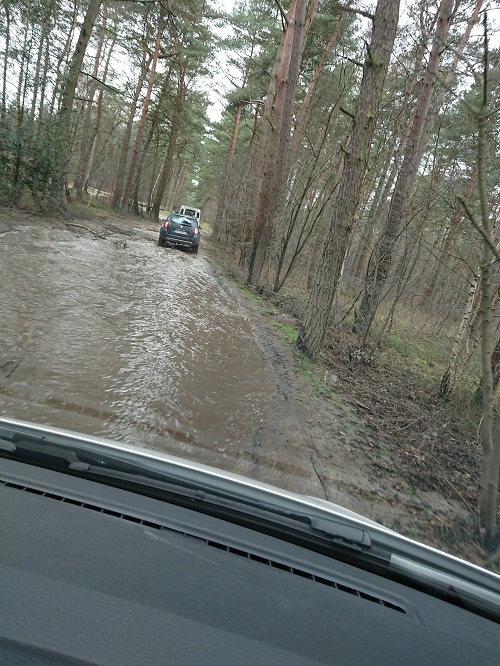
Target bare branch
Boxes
[347,57,364,68]
[242,99,265,106]
[458,196,500,264]
[273,0,288,27]
[338,4,374,20]
[65,222,108,239]
[340,106,355,118]
[80,71,122,94]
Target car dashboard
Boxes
[1,452,500,666]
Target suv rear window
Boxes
[170,215,197,226]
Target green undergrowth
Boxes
[364,317,480,392]
[380,328,482,436]
[294,350,341,404]
[236,284,263,302]
[205,242,482,437]
[205,255,264,304]
[270,321,298,343]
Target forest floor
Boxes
[1,204,497,570]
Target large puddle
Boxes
[0,226,274,468]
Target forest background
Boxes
[1,0,500,561]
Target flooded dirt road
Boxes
[0,218,481,560]
[0,224,274,469]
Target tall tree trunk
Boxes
[351,159,391,280]
[213,103,243,241]
[36,34,51,132]
[247,0,308,287]
[422,168,477,304]
[30,14,49,122]
[150,67,186,221]
[132,117,156,215]
[173,162,187,207]
[81,34,115,196]
[49,0,79,117]
[54,0,102,205]
[11,23,32,204]
[354,0,455,337]
[120,10,163,211]
[297,0,400,360]
[29,0,57,124]
[476,16,499,548]
[73,2,108,202]
[348,2,441,284]
[0,0,11,120]
[273,107,341,292]
[288,4,346,160]
[111,53,152,210]
[151,122,181,221]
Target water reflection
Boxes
[0,228,274,466]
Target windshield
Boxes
[0,0,499,576]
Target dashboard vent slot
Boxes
[206,538,405,613]
[1,478,406,614]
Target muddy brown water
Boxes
[0,226,274,468]
[0,225,477,555]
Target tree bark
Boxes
[150,65,187,221]
[55,0,102,205]
[120,9,163,211]
[49,0,80,118]
[422,168,477,305]
[36,33,51,132]
[247,0,308,287]
[111,53,153,210]
[354,0,455,337]
[29,9,52,123]
[297,0,400,360]
[73,2,109,202]
[476,17,499,547]
[288,4,346,160]
[0,0,11,120]
[213,103,243,241]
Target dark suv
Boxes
[158,213,201,253]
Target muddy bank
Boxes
[200,237,491,568]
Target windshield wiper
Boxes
[0,427,377,557]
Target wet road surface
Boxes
[0,226,274,468]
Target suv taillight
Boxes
[163,221,169,229]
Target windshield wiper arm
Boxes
[69,457,373,549]
[1,431,374,553]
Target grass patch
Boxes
[294,350,341,404]
[270,321,298,343]
[378,330,482,439]
[382,329,480,391]
[204,256,222,272]
[204,255,263,303]
[84,198,109,212]
[236,284,262,302]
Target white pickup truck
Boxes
[179,205,201,223]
